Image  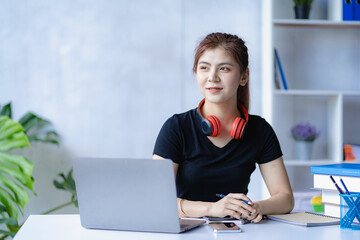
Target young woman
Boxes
[153,32,294,223]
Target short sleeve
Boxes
[153,115,183,164]
[257,120,283,164]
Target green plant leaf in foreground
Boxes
[0,117,30,152]
[0,116,34,238]
[0,152,34,179]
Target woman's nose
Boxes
[207,70,219,82]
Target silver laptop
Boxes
[73,157,205,233]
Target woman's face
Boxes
[196,47,246,104]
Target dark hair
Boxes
[193,32,249,110]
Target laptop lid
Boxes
[73,157,203,233]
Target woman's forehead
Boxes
[198,47,237,64]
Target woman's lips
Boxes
[206,87,223,93]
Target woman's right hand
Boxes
[208,193,256,219]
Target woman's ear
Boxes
[239,68,249,86]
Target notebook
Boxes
[73,157,205,233]
[267,212,340,227]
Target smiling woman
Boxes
[153,32,294,223]
[193,33,250,110]
[196,47,243,105]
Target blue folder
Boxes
[355,0,360,20]
[343,0,354,21]
[310,163,360,177]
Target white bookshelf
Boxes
[273,19,360,27]
[261,0,360,198]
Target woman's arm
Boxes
[153,154,212,217]
[153,154,256,219]
[250,157,294,222]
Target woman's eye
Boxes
[199,66,208,70]
[220,67,230,71]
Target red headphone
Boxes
[197,99,249,139]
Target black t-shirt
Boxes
[153,108,282,202]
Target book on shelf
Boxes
[274,48,288,90]
[273,50,281,90]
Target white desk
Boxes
[14,214,360,240]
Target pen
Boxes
[216,193,249,204]
[329,176,344,194]
[339,177,351,195]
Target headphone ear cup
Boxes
[230,117,246,139]
[206,115,221,137]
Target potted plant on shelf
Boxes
[291,122,320,160]
[293,0,313,19]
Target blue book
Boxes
[311,163,360,177]
[355,0,360,20]
[343,0,354,21]
[274,49,288,90]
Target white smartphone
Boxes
[209,222,242,233]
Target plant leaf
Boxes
[0,152,34,177]
[27,135,60,146]
[0,132,31,152]
[0,217,18,226]
[0,175,30,208]
[0,102,12,118]
[66,169,76,190]
[53,169,77,207]
[0,164,34,190]
[0,229,17,238]
[0,187,19,219]
[0,204,6,213]
[18,112,60,146]
[0,116,26,141]
[18,112,50,132]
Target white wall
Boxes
[0,0,263,223]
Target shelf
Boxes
[273,19,360,28]
[284,159,340,166]
[274,90,360,96]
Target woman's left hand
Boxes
[245,202,263,223]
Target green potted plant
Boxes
[0,102,77,239]
[0,116,33,238]
[293,0,313,19]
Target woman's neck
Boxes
[202,99,240,125]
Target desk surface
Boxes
[14,214,360,240]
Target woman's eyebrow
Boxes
[198,61,210,65]
[198,61,234,66]
[218,62,234,67]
